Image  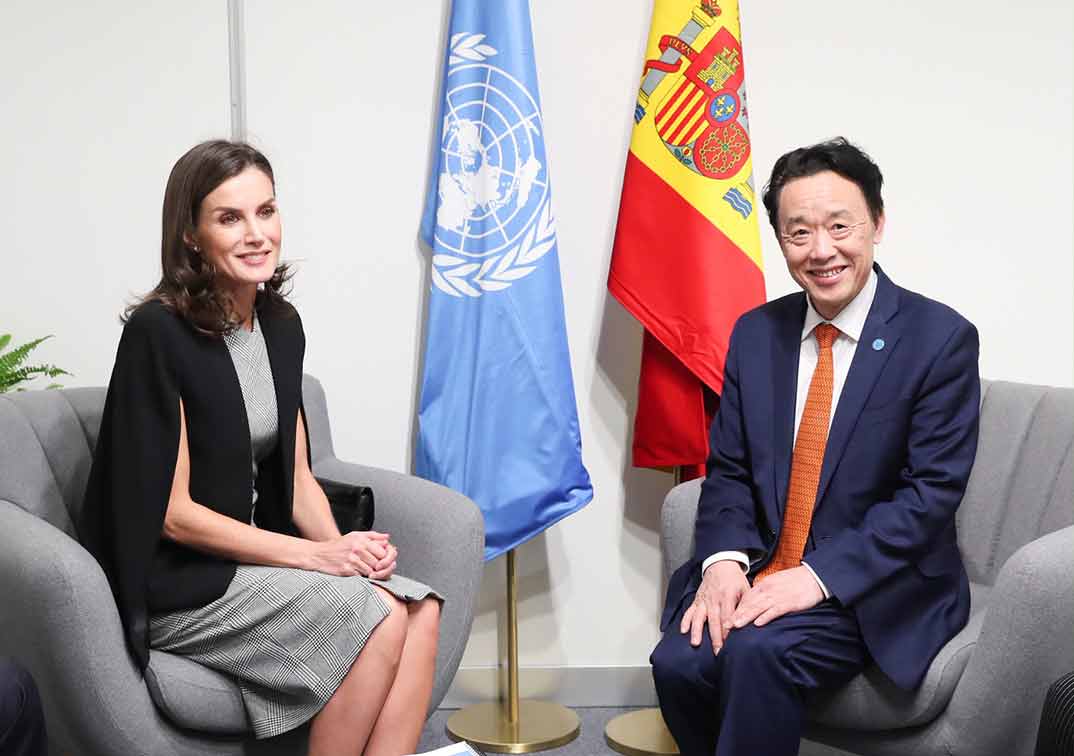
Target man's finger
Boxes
[689,601,707,647]
[718,590,737,643]
[753,604,785,627]
[732,590,765,628]
[680,603,695,634]
[706,601,724,654]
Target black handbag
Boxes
[317,478,375,533]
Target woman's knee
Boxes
[368,590,408,662]
[406,598,441,650]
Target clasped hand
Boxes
[310,531,397,580]
[680,562,823,654]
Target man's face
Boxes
[776,170,884,320]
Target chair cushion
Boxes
[145,651,249,734]
[806,582,991,731]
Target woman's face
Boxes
[190,166,281,294]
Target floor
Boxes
[417,708,859,756]
[417,707,628,756]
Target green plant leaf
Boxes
[0,335,65,393]
[0,336,50,374]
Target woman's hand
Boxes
[307,531,398,580]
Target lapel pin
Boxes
[872,338,885,351]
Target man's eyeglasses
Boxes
[779,220,866,248]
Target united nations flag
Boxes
[417,0,593,561]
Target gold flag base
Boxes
[603,469,682,756]
[604,708,679,756]
[447,549,581,753]
[447,699,580,754]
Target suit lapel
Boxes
[814,267,902,508]
[771,295,805,520]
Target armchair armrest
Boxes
[938,525,1074,755]
[310,457,484,712]
[0,500,203,754]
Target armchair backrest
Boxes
[0,375,335,542]
[0,387,101,538]
[957,380,1074,585]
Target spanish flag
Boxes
[609,0,765,476]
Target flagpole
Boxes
[506,548,520,724]
[446,548,581,753]
[604,468,683,756]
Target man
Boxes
[651,138,980,756]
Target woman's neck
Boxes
[230,285,258,331]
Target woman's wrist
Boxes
[291,535,320,571]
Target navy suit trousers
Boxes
[0,658,47,756]
[651,599,868,756]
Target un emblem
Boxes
[431,33,556,298]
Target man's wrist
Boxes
[801,560,831,599]
[702,551,750,575]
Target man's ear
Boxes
[873,212,886,244]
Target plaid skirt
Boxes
[148,565,442,739]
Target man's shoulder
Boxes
[889,278,977,341]
[733,291,805,336]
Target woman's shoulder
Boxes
[257,294,304,334]
[121,299,197,353]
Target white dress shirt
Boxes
[701,270,879,598]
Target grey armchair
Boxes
[0,375,484,756]
[661,380,1073,756]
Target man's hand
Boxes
[731,566,824,628]
[680,560,750,654]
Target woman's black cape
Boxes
[79,298,306,669]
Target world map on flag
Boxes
[429,33,559,298]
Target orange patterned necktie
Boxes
[756,323,840,582]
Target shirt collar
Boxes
[801,268,878,344]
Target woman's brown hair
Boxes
[124,140,292,335]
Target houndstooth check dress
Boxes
[148,314,441,739]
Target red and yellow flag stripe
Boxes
[609,0,765,470]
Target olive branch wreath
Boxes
[448,33,497,65]
[432,198,556,298]
[433,32,554,297]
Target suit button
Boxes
[768,528,776,537]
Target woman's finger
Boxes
[370,561,396,580]
[373,547,395,571]
[368,541,388,560]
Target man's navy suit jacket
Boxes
[662,265,980,690]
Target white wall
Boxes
[2,1,231,384]
[4,1,1071,681]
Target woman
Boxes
[81,140,441,755]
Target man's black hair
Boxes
[761,137,884,232]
